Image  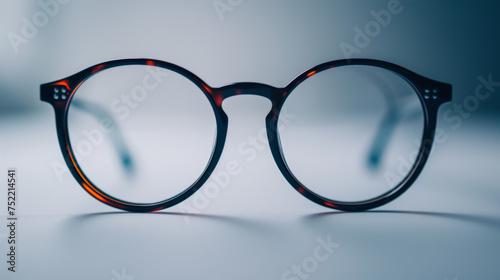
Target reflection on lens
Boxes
[278,65,424,202]
[67,65,217,204]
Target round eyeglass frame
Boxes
[41,58,452,212]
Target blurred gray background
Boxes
[0,1,499,280]
[1,0,499,114]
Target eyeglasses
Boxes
[40,58,451,212]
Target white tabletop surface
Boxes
[0,102,499,280]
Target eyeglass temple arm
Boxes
[366,99,421,169]
[71,99,135,175]
[357,68,421,170]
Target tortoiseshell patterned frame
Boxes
[41,58,452,212]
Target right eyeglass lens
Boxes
[66,65,217,204]
[278,65,425,203]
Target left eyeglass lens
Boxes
[67,65,217,204]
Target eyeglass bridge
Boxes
[217,82,282,102]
